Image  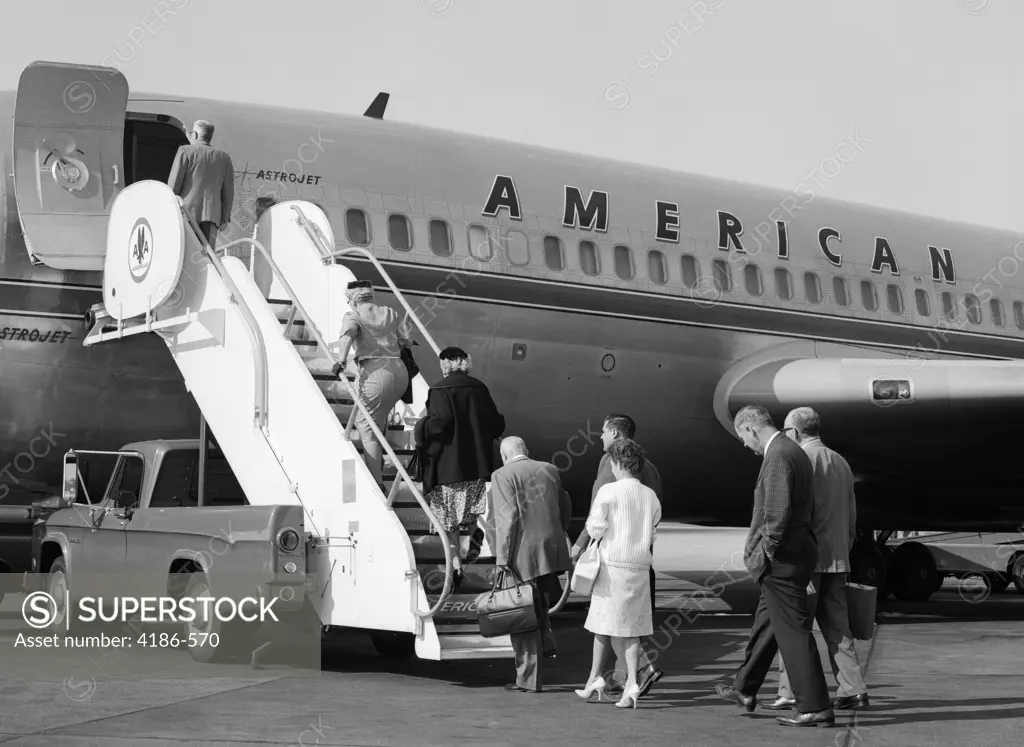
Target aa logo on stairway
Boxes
[128,217,154,282]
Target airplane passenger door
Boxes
[13,61,129,271]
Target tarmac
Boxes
[0,528,1021,746]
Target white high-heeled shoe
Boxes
[574,676,607,702]
[615,683,640,709]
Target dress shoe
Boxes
[760,696,796,710]
[503,683,538,693]
[776,709,835,727]
[637,665,664,697]
[833,693,869,710]
[715,683,755,712]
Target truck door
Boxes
[13,61,129,271]
[86,454,143,600]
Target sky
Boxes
[3,0,1023,233]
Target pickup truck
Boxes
[30,439,310,663]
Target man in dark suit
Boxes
[168,119,235,247]
[491,436,572,693]
[570,413,664,696]
[715,405,834,727]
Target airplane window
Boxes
[964,294,982,325]
[647,250,667,284]
[1014,301,1024,330]
[860,280,878,311]
[990,298,1005,327]
[832,277,849,307]
[914,288,931,316]
[744,263,763,297]
[429,219,453,257]
[803,272,821,304]
[544,236,564,271]
[941,292,957,321]
[680,255,700,288]
[774,268,792,300]
[346,209,370,246]
[468,224,492,261]
[505,230,530,266]
[886,284,904,314]
[579,241,600,276]
[613,245,634,280]
[712,259,732,292]
[388,214,412,252]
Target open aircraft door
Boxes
[13,61,129,271]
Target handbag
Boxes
[570,538,602,595]
[405,448,424,482]
[475,567,539,638]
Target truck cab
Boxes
[32,439,308,663]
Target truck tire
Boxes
[46,557,70,629]
[1011,554,1024,595]
[891,542,938,602]
[182,572,255,664]
[370,631,416,660]
[986,572,1010,594]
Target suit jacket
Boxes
[168,142,235,226]
[572,450,663,553]
[743,433,817,583]
[415,372,505,492]
[491,456,572,581]
[802,438,857,574]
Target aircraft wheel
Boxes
[986,573,1010,594]
[850,539,888,595]
[1011,554,1024,594]
[891,542,938,602]
[370,631,416,660]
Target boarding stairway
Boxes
[84,182,566,661]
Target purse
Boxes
[475,567,539,638]
[405,448,424,482]
[570,538,602,595]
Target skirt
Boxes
[426,479,488,533]
[584,564,653,638]
[350,357,409,443]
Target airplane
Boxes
[2,60,1024,600]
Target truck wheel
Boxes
[850,541,888,595]
[182,573,254,664]
[1011,555,1024,594]
[370,631,415,660]
[891,542,938,602]
[46,557,70,629]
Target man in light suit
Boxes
[168,120,235,247]
[715,405,834,727]
[491,436,572,693]
[763,407,870,711]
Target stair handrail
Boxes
[180,208,269,430]
[213,235,455,619]
[289,204,442,357]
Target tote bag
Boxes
[570,539,601,595]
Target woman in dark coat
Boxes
[415,346,505,585]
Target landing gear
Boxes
[890,542,938,602]
[1011,554,1024,594]
[850,533,889,595]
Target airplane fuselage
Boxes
[3,73,1024,533]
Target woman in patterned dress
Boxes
[415,347,505,587]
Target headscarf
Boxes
[345,279,374,305]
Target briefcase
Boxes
[846,582,877,640]
[475,568,538,638]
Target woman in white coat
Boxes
[575,438,662,708]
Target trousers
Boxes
[509,573,557,691]
[732,565,830,713]
[777,572,867,698]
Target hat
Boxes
[346,280,372,290]
[439,346,469,361]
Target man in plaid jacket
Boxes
[715,405,834,728]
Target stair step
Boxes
[409,529,492,563]
[435,633,514,660]
[418,564,498,595]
